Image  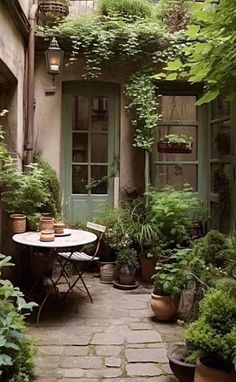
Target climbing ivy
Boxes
[125,73,160,151]
[37,5,189,150]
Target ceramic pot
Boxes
[168,344,195,382]
[150,292,179,321]
[39,216,54,231]
[100,263,116,284]
[40,229,55,242]
[194,358,236,382]
[53,222,65,234]
[119,265,136,285]
[10,214,27,234]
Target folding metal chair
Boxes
[57,222,106,303]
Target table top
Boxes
[12,229,97,248]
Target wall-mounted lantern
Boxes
[45,37,64,74]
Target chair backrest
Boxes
[86,222,106,259]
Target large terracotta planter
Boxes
[10,214,26,234]
[140,256,156,283]
[168,344,195,382]
[194,358,236,382]
[150,292,179,321]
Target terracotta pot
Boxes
[39,216,54,231]
[168,344,195,382]
[10,214,26,234]
[157,142,192,153]
[119,265,136,285]
[53,222,65,234]
[40,229,55,242]
[140,256,156,283]
[150,292,179,321]
[194,358,236,382]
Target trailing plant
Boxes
[116,247,139,269]
[125,73,161,151]
[0,254,37,381]
[185,283,236,371]
[159,134,193,145]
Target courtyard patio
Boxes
[28,274,182,382]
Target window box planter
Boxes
[157,141,192,154]
[39,0,69,17]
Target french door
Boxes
[62,82,119,224]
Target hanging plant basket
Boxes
[157,142,192,154]
[39,1,69,17]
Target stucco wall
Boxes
[0,3,26,159]
[34,56,144,201]
[18,0,33,17]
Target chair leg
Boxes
[63,263,93,303]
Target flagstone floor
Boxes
[28,274,183,382]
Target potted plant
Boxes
[185,282,236,382]
[116,248,139,285]
[167,344,196,382]
[150,250,188,321]
[157,134,193,153]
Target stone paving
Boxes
[28,274,183,382]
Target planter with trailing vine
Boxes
[157,134,193,154]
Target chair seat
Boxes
[58,251,99,262]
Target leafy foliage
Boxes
[152,248,189,297]
[97,0,153,20]
[159,134,193,145]
[0,255,37,380]
[147,185,201,244]
[185,284,236,371]
[116,248,139,269]
[158,0,236,104]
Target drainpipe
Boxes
[25,1,38,165]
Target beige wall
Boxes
[34,56,144,201]
[0,3,27,160]
[18,0,33,17]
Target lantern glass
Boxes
[45,38,64,74]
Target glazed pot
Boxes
[168,344,195,382]
[10,214,27,234]
[39,216,54,231]
[150,292,179,321]
[194,358,236,382]
[119,265,136,285]
[100,263,116,284]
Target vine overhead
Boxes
[37,0,188,150]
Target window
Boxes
[152,94,198,191]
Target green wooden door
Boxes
[62,82,119,224]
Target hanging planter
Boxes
[39,0,69,17]
[157,134,193,154]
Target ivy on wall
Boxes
[37,2,188,150]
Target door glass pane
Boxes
[73,96,89,131]
[156,125,197,161]
[154,164,197,191]
[72,133,88,162]
[211,92,230,119]
[91,165,108,194]
[161,95,196,122]
[72,165,88,194]
[211,120,231,159]
[91,133,108,163]
[211,163,231,194]
[91,97,108,131]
